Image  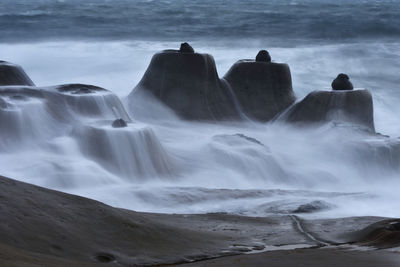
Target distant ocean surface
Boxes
[1,0,400,44]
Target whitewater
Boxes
[1,0,400,220]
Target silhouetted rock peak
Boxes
[0,60,35,86]
[255,50,271,62]
[112,118,128,128]
[332,73,354,90]
[179,42,194,53]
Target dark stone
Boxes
[57,84,105,94]
[179,42,194,53]
[293,200,332,214]
[128,50,241,120]
[255,50,271,62]
[331,73,354,91]
[112,118,127,128]
[0,97,7,109]
[95,252,116,263]
[279,89,375,132]
[0,61,35,86]
[223,60,296,121]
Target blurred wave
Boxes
[0,0,400,44]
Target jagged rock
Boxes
[332,73,354,91]
[128,50,241,120]
[279,89,375,132]
[255,50,271,62]
[0,60,35,86]
[223,59,296,121]
[112,118,127,128]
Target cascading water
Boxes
[0,83,176,189]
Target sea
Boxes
[1,0,400,219]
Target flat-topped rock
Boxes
[56,83,106,94]
[279,89,375,132]
[0,61,35,86]
[223,59,296,121]
[128,49,241,120]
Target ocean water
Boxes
[1,0,400,219]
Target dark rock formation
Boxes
[349,219,400,248]
[279,89,375,132]
[50,84,131,121]
[0,60,35,86]
[179,42,194,53]
[255,50,271,62]
[332,73,354,91]
[223,59,296,121]
[0,175,231,266]
[0,97,7,109]
[57,83,106,94]
[128,49,241,120]
[112,118,128,128]
[293,200,333,214]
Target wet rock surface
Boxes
[128,48,241,120]
[224,59,296,121]
[279,89,375,132]
[0,175,396,266]
[0,61,35,86]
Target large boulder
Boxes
[279,89,375,132]
[128,47,241,120]
[0,60,35,86]
[223,55,296,121]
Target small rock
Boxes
[179,42,194,53]
[331,73,354,90]
[255,50,271,62]
[112,118,127,128]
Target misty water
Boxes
[1,0,400,220]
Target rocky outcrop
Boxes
[0,60,35,86]
[349,219,400,248]
[223,56,296,121]
[128,46,241,120]
[279,89,375,132]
